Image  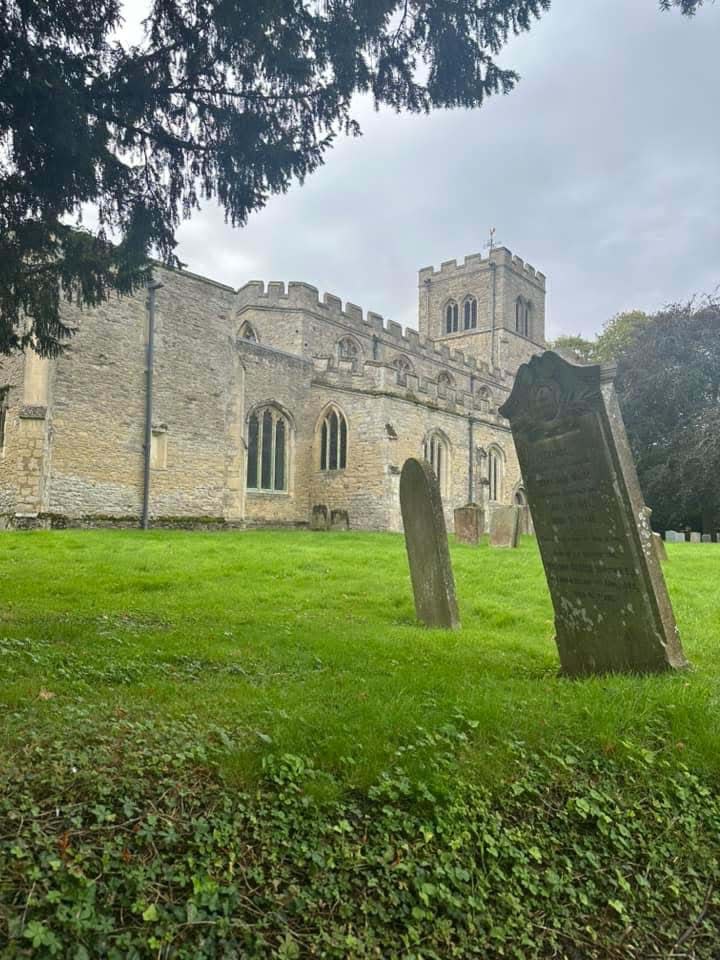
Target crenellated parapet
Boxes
[417,246,546,288]
[235,279,507,384]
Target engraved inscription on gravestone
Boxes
[400,458,460,630]
[499,351,687,676]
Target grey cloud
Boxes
[171,0,720,338]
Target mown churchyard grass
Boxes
[1,530,720,957]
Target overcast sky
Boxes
[133,0,720,339]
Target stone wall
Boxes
[0,351,26,519]
[47,266,237,520]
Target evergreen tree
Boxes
[0,0,702,356]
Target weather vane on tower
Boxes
[484,227,502,252]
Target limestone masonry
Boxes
[0,245,546,531]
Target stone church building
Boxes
[0,245,546,531]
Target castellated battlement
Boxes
[417,246,546,288]
[308,356,500,416]
[235,280,499,379]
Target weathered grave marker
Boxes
[330,509,350,531]
[653,532,668,562]
[690,532,701,543]
[454,504,483,545]
[400,458,460,630]
[489,504,520,548]
[665,530,682,543]
[499,351,687,676]
[310,504,329,531]
[702,534,711,543]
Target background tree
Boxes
[0,0,703,356]
[547,333,596,363]
[594,309,650,362]
[614,299,720,534]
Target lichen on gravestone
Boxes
[499,351,687,677]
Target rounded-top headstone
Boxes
[400,458,460,630]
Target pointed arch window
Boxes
[246,405,290,492]
[423,431,449,496]
[476,385,492,413]
[393,355,413,386]
[488,446,504,502]
[463,296,478,330]
[437,370,454,398]
[320,407,348,471]
[515,298,530,338]
[445,300,459,334]
[337,337,360,370]
[239,322,258,343]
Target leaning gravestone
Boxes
[499,351,687,676]
[488,504,520,548]
[400,458,460,629]
[454,504,483,545]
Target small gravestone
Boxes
[400,458,460,630]
[330,509,350,531]
[690,532,701,543]
[310,504,329,531]
[499,351,687,676]
[665,530,682,543]
[454,504,483,545]
[488,504,520,548]
[702,534,711,543]
[653,532,668,562]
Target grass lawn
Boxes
[1,529,719,787]
[2,530,720,958]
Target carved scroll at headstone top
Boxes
[400,458,460,630]
[454,504,484,545]
[489,504,520,548]
[310,504,329,531]
[499,351,687,676]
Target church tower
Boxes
[417,246,546,375]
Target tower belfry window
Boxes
[463,296,477,330]
[445,301,459,334]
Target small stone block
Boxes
[488,504,520,548]
[330,509,349,531]
[310,504,329,531]
[454,504,483,545]
[400,458,460,630]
